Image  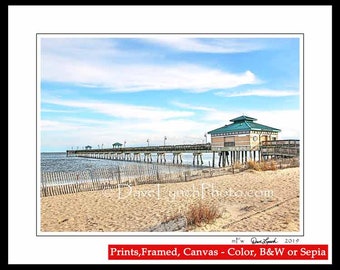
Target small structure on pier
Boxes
[85,145,92,150]
[112,142,123,148]
[208,115,280,166]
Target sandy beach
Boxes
[40,167,300,232]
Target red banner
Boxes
[108,244,328,260]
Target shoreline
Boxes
[40,167,300,232]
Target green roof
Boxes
[208,115,281,135]
[112,142,123,146]
[230,115,257,122]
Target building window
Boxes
[224,142,235,147]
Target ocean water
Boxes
[40,152,214,173]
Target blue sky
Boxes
[39,35,301,152]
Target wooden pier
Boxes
[260,139,300,158]
[66,140,299,167]
[67,143,210,166]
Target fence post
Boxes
[156,167,160,182]
[117,166,121,185]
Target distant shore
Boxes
[40,167,300,232]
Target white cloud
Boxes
[41,108,301,151]
[41,37,261,92]
[41,38,119,62]
[42,54,258,92]
[216,89,300,97]
[171,101,215,111]
[41,108,76,113]
[40,120,81,131]
[147,38,265,53]
[42,98,194,120]
[41,117,210,150]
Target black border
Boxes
[36,33,304,238]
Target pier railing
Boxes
[260,140,300,157]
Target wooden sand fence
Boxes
[40,163,206,197]
[40,158,299,197]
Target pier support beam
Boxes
[217,151,231,167]
[193,152,203,166]
[133,153,141,162]
[157,153,166,163]
[144,153,152,163]
[124,152,131,161]
[212,151,215,167]
[172,152,183,164]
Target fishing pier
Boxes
[66,141,299,168]
[67,143,212,166]
[66,115,300,167]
